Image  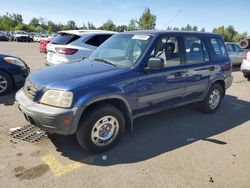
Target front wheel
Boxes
[76,104,125,153]
[0,71,13,95]
[199,83,223,114]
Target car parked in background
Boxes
[39,38,51,53]
[225,42,244,65]
[14,30,33,42]
[34,33,49,42]
[45,30,116,66]
[239,37,250,79]
[16,31,233,153]
[48,33,57,39]
[0,54,30,95]
[0,31,9,41]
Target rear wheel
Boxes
[0,71,13,95]
[76,104,125,153]
[199,83,223,113]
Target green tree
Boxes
[81,23,87,29]
[192,26,198,31]
[102,19,116,31]
[15,22,26,30]
[213,25,247,42]
[47,21,57,33]
[87,22,96,29]
[127,19,138,31]
[116,25,128,32]
[29,17,39,28]
[66,20,77,30]
[200,27,205,32]
[137,8,156,30]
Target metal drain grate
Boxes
[10,125,48,144]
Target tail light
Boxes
[55,47,78,55]
[243,51,250,61]
[244,52,248,60]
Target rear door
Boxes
[183,36,214,102]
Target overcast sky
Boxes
[1,0,249,33]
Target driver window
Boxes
[151,36,181,67]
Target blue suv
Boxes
[16,31,233,153]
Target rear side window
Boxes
[184,37,209,64]
[51,33,80,45]
[85,34,112,47]
[226,44,234,52]
[210,38,227,58]
[234,44,242,52]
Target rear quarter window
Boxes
[85,34,113,47]
[210,38,228,58]
[51,33,80,45]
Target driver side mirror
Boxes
[145,57,164,70]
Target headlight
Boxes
[40,90,73,108]
[4,57,26,67]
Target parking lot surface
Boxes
[0,42,250,188]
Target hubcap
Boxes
[91,116,119,147]
[0,76,7,93]
[209,89,221,109]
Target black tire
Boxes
[243,73,250,79]
[199,83,223,114]
[0,71,13,95]
[76,104,125,153]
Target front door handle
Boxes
[209,66,216,71]
[167,71,186,79]
[174,71,186,78]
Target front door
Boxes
[136,36,186,115]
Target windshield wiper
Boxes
[93,58,117,67]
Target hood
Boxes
[29,60,128,90]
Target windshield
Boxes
[89,34,152,67]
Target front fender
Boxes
[74,89,134,131]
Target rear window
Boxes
[210,38,227,58]
[85,34,113,47]
[51,33,80,45]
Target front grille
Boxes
[24,80,38,100]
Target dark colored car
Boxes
[16,31,233,153]
[0,54,30,95]
[0,31,9,41]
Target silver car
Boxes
[225,42,244,65]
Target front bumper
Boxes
[12,67,30,88]
[15,89,83,135]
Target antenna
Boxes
[165,10,183,30]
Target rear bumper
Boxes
[15,89,83,135]
[40,47,47,53]
[241,60,250,72]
